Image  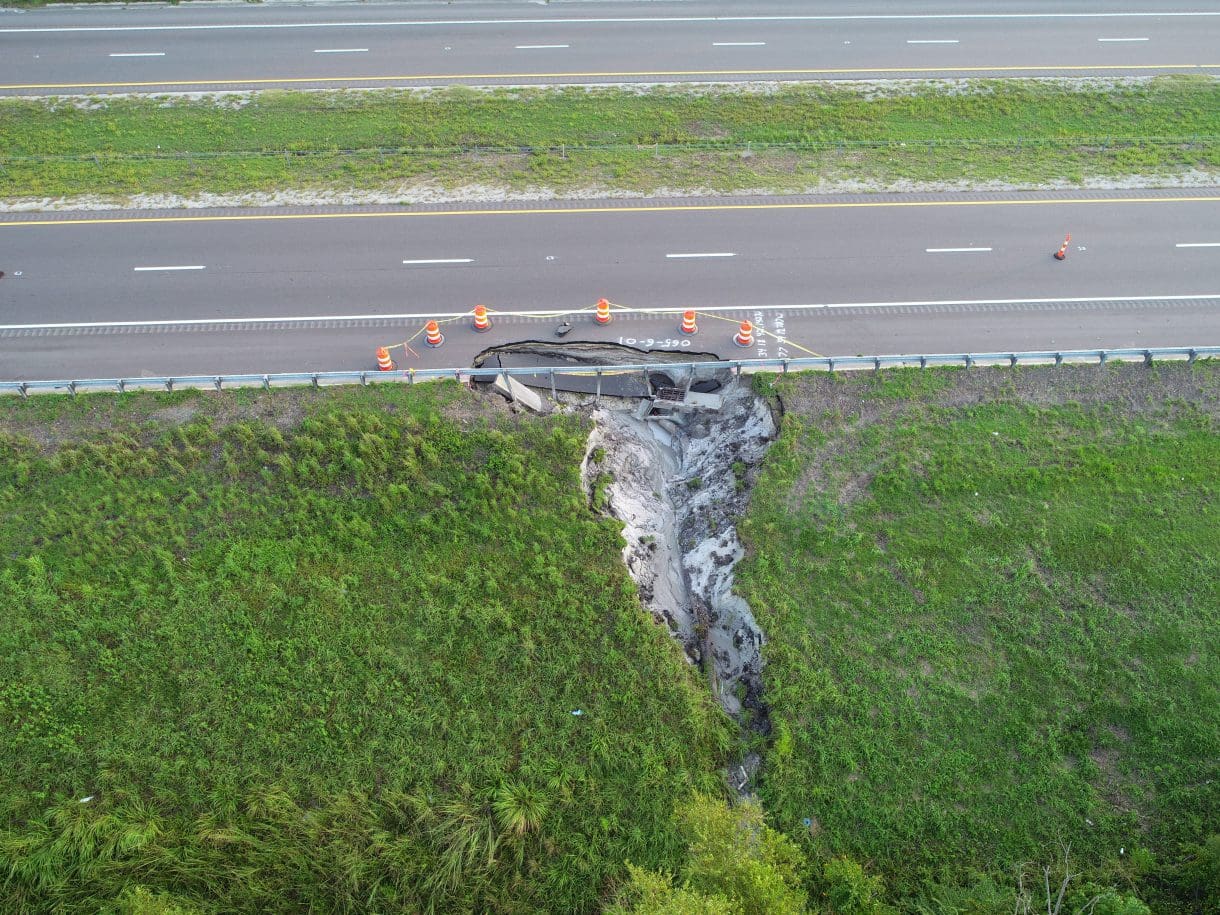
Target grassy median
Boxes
[0,384,731,912]
[741,362,1220,911]
[1,77,1217,202]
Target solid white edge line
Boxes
[107,52,166,57]
[401,258,474,264]
[666,252,737,258]
[132,265,205,271]
[515,44,570,49]
[7,294,1217,331]
[313,48,369,53]
[926,247,992,252]
[906,39,960,44]
[1175,242,1220,247]
[712,42,767,46]
[1097,37,1151,41]
[5,12,1219,33]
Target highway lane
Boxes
[2,0,1218,94]
[1,191,1219,379]
[3,296,1218,382]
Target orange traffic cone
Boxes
[1054,233,1071,260]
[594,298,612,325]
[472,304,492,332]
[424,320,444,348]
[376,346,395,371]
[734,320,754,348]
[680,310,698,335]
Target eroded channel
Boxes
[587,375,776,790]
[477,343,779,790]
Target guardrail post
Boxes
[165,378,174,392]
[1099,351,1109,365]
[117,378,126,393]
[919,355,927,369]
[262,374,270,391]
[595,369,602,403]
[873,357,882,372]
[409,368,416,385]
[782,359,790,375]
[360,372,368,386]
[1009,354,1018,367]
[827,358,835,373]
[1143,349,1153,366]
[1054,353,1063,367]
[18,382,28,399]
[501,371,512,403]
[214,376,222,392]
[550,368,557,402]
[1188,348,1198,365]
[311,373,319,388]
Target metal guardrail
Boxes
[2,347,1216,399]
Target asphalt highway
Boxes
[1,0,1218,94]
[2,191,1218,380]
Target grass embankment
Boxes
[1,78,1217,201]
[0,385,731,912]
[740,363,1220,910]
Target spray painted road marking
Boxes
[666,252,736,259]
[133,264,205,271]
[401,258,474,264]
[926,247,992,253]
[108,52,165,57]
[6,294,1217,332]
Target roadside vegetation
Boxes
[1,77,1216,202]
[0,384,732,912]
[740,362,1220,912]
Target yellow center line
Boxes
[1,63,1217,91]
[2,195,1219,228]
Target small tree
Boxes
[612,793,809,915]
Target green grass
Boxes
[2,79,1216,200]
[0,384,731,913]
[739,363,1220,909]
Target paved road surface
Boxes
[2,0,1217,94]
[2,190,1218,379]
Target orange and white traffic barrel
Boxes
[734,320,754,348]
[472,304,492,332]
[376,346,395,371]
[594,298,612,325]
[424,320,445,348]
[680,310,698,335]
